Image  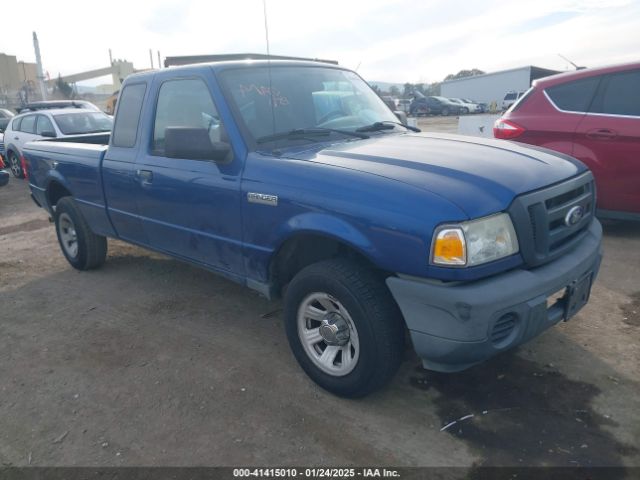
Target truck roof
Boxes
[125,59,348,83]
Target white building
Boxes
[440,66,559,106]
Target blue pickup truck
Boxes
[24,60,603,397]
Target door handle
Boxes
[137,169,153,184]
[14,136,19,141]
[586,128,617,140]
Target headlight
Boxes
[431,213,519,267]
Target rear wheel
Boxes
[8,151,24,179]
[441,107,450,116]
[55,196,107,270]
[461,107,469,114]
[284,258,404,397]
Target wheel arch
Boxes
[268,220,386,297]
[45,173,74,210]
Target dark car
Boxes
[0,108,14,131]
[410,96,462,116]
[494,61,640,219]
[0,169,9,187]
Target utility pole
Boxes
[109,48,113,65]
[149,49,154,69]
[157,51,162,69]
[33,31,47,100]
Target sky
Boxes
[1,0,639,87]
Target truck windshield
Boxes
[220,66,403,144]
[53,112,113,135]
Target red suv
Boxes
[494,62,640,219]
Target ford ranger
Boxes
[24,60,603,397]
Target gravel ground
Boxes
[0,125,639,469]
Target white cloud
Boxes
[1,0,637,86]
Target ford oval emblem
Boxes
[565,205,584,227]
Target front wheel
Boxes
[441,107,450,116]
[55,197,107,270]
[284,259,404,397]
[8,151,24,178]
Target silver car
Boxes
[3,108,112,178]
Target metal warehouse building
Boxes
[440,66,560,106]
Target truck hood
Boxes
[290,132,587,219]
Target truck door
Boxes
[134,76,244,274]
[102,83,149,243]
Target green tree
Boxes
[389,85,400,97]
[425,82,441,96]
[444,68,485,81]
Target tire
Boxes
[461,107,469,114]
[441,107,450,116]
[284,258,404,397]
[8,151,24,179]
[54,196,107,270]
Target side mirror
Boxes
[41,130,57,138]
[394,111,408,125]
[164,127,231,162]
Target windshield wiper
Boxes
[256,128,369,144]
[356,121,421,133]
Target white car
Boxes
[501,91,525,111]
[449,98,481,113]
[3,108,112,178]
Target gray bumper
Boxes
[386,220,603,372]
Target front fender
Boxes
[277,212,377,258]
[243,212,378,286]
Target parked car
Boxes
[475,102,489,113]
[410,96,463,116]
[24,60,602,397]
[460,98,488,113]
[449,98,481,114]
[397,98,411,113]
[0,108,15,131]
[501,91,525,110]
[16,100,101,113]
[0,131,5,166]
[494,61,640,219]
[380,95,397,111]
[3,108,112,178]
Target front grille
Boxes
[509,172,595,268]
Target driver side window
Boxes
[152,78,223,156]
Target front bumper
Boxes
[386,220,603,372]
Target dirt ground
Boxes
[1,126,639,469]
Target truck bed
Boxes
[24,136,113,238]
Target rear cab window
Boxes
[545,76,600,112]
[111,83,147,148]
